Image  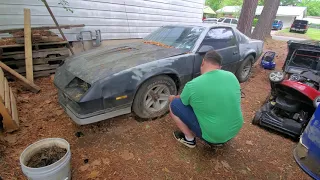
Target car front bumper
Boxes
[58,92,131,125]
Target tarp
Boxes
[203,6,216,15]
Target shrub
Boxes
[252,18,259,27]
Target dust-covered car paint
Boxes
[54,24,264,125]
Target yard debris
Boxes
[91,159,101,166]
[102,158,110,165]
[162,167,171,173]
[246,140,254,146]
[75,131,85,138]
[87,170,100,179]
[143,41,173,48]
[221,160,231,170]
[79,164,90,172]
[120,150,134,160]
[56,109,64,116]
[4,134,17,144]
[84,159,89,164]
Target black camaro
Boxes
[54,24,263,125]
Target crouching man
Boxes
[169,50,244,148]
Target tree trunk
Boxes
[237,0,259,37]
[251,0,280,40]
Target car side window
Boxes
[201,27,237,50]
[224,19,231,24]
[231,19,238,24]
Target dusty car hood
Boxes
[64,42,189,83]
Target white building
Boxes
[0,0,205,41]
[217,6,307,28]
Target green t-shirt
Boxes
[180,69,243,143]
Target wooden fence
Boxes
[0,67,19,132]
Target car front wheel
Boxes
[132,75,177,119]
[236,55,254,83]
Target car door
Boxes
[223,18,231,25]
[193,27,240,78]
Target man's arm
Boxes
[169,95,180,102]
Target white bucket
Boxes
[19,138,71,180]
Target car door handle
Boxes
[233,51,238,55]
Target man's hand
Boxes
[169,95,180,102]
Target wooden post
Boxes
[24,8,34,82]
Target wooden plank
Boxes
[10,87,19,126]
[4,78,11,114]
[3,55,68,66]
[0,68,4,102]
[0,100,18,132]
[13,64,60,74]
[2,47,69,60]
[24,8,34,82]
[0,41,68,49]
[0,24,85,34]
[0,61,40,93]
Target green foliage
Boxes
[252,18,259,27]
[205,0,242,10]
[298,0,320,16]
[206,0,320,16]
[280,0,300,5]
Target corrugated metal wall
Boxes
[0,0,205,41]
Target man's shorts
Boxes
[170,98,202,138]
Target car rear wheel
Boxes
[132,75,177,119]
[236,55,254,83]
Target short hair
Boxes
[204,50,222,66]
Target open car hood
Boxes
[64,42,189,83]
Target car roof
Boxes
[163,23,235,29]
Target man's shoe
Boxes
[173,131,196,148]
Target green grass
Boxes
[278,28,320,40]
[306,28,320,40]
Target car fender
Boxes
[241,50,257,63]
[133,67,181,95]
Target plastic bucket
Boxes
[19,138,71,180]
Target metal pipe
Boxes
[42,0,74,55]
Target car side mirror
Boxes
[198,45,214,54]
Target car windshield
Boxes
[143,26,205,50]
[288,50,320,70]
[273,20,278,24]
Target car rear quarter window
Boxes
[201,27,237,49]
[224,19,231,24]
[231,19,238,24]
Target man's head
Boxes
[201,50,222,74]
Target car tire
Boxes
[235,55,254,83]
[252,110,262,125]
[289,29,292,32]
[132,75,177,119]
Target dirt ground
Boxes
[0,39,312,180]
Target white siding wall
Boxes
[0,0,205,41]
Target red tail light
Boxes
[291,24,294,28]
